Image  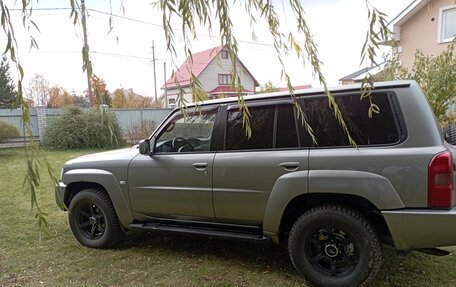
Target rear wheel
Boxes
[68,188,124,248]
[288,204,382,287]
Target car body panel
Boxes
[382,208,456,250]
[213,149,309,224]
[63,168,134,227]
[262,170,309,238]
[308,147,446,207]
[128,152,216,219]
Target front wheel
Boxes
[68,188,124,248]
[288,204,382,287]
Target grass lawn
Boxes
[1,148,456,286]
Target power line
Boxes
[87,8,163,28]
[88,8,274,48]
[91,51,152,60]
[9,6,275,48]
[8,7,73,11]
[10,12,70,17]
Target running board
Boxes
[128,222,270,242]
[416,248,450,256]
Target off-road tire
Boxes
[288,204,382,287]
[68,188,124,248]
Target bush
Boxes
[0,121,20,142]
[44,107,125,149]
[124,119,157,144]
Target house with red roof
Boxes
[161,45,259,106]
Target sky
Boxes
[2,0,412,99]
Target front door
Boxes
[129,107,219,220]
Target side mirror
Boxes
[139,139,150,155]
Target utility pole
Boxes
[164,62,168,108]
[152,41,158,102]
[81,0,93,108]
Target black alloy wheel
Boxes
[76,202,107,240]
[305,226,360,278]
[288,204,382,287]
[69,188,124,248]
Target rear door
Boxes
[212,102,309,224]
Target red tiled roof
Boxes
[209,86,253,94]
[162,45,259,89]
[163,46,224,89]
[278,84,312,92]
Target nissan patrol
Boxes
[55,80,456,286]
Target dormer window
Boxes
[439,5,456,43]
[221,50,228,59]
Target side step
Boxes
[128,222,270,242]
[416,248,451,256]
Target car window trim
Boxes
[223,101,301,152]
[297,91,407,149]
[152,106,220,154]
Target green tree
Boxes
[386,42,456,122]
[257,81,279,94]
[0,57,17,108]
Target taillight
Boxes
[428,151,454,208]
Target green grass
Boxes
[1,148,456,286]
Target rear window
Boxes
[299,93,401,147]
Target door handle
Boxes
[279,162,300,171]
[192,162,208,171]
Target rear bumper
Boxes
[55,182,67,210]
[382,208,456,250]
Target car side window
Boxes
[225,104,299,150]
[154,109,217,153]
[299,92,401,147]
[226,106,275,150]
[276,105,299,148]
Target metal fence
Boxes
[0,108,39,137]
[112,108,171,133]
[0,107,172,143]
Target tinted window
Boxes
[226,106,275,150]
[276,105,299,148]
[155,109,217,153]
[300,93,400,147]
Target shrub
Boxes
[0,120,20,142]
[124,119,157,144]
[44,107,125,149]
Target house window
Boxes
[218,74,232,85]
[221,50,228,59]
[439,5,456,42]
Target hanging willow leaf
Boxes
[0,0,54,226]
[0,0,393,224]
[359,0,392,118]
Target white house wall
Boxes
[164,86,193,105]
[198,53,256,93]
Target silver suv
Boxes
[56,80,456,287]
